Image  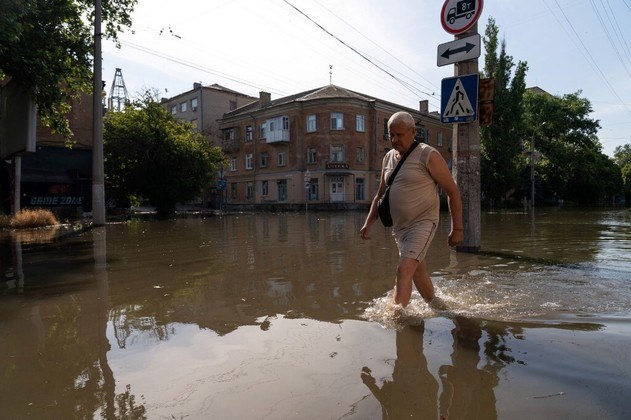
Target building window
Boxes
[330,145,344,163]
[230,183,237,199]
[383,118,388,139]
[309,178,319,200]
[229,100,237,110]
[331,112,343,130]
[230,157,237,171]
[171,105,177,115]
[277,179,287,201]
[260,152,268,168]
[278,151,286,167]
[245,125,253,141]
[245,153,253,170]
[356,147,365,163]
[283,116,289,130]
[260,122,267,139]
[355,178,365,201]
[437,131,443,147]
[191,98,198,111]
[307,147,317,164]
[180,102,187,112]
[225,128,236,140]
[424,129,430,144]
[246,182,254,199]
[262,180,269,196]
[356,115,365,132]
[307,114,316,132]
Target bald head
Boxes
[388,111,416,130]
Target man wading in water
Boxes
[360,111,463,309]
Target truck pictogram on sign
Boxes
[441,0,483,35]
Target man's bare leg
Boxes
[393,257,419,307]
[412,259,435,302]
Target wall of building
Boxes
[218,92,453,210]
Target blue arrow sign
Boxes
[441,73,478,123]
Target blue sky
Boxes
[102,0,631,158]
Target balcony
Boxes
[266,129,290,144]
[222,138,240,153]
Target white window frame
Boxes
[230,157,237,171]
[330,145,344,163]
[307,114,316,132]
[180,102,187,112]
[260,152,268,168]
[307,147,317,164]
[331,112,343,130]
[191,98,198,111]
[278,151,286,167]
[356,115,365,132]
[245,153,253,170]
[356,147,365,163]
[245,125,253,141]
[437,131,443,147]
[171,105,177,115]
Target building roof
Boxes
[223,84,383,119]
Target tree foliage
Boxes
[480,17,529,206]
[523,90,622,204]
[103,95,226,217]
[614,144,631,198]
[0,0,137,139]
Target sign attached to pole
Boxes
[441,73,479,123]
[441,0,484,34]
[437,33,481,66]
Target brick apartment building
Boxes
[218,84,453,210]
[161,83,257,146]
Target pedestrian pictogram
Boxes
[441,74,478,123]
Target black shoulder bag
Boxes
[377,141,420,227]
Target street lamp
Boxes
[530,122,545,209]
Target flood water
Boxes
[1,208,630,419]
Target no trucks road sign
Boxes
[441,0,484,34]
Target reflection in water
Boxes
[439,317,499,420]
[0,209,630,418]
[361,323,438,419]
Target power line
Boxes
[311,0,440,93]
[548,0,631,117]
[280,0,436,101]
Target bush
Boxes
[8,209,59,229]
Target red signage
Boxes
[441,0,484,35]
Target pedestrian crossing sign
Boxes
[441,73,478,123]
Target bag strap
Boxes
[386,140,420,186]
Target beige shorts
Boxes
[393,220,437,261]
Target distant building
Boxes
[0,79,94,218]
[161,83,257,146]
[217,84,453,210]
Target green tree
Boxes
[614,144,631,199]
[523,90,622,204]
[104,94,226,218]
[0,0,137,139]
[480,17,529,207]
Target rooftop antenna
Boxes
[108,68,129,112]
[329,65,333,85]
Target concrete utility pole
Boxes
[439,0,483,252]
[92,0,106,225]
[453,24,481,252]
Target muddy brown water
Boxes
[1,208,630,419]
